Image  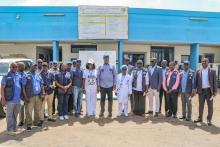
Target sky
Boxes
[0,0,220,12]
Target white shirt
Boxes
[132,70,149,91]
[83,69,97,88]
[202,67,210,88]
[150,66,156,76]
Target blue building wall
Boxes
[0,6,220,70]
[0,6,220,44]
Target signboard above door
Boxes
[78,6,128,39]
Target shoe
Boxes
[173,115,177,119]
[48,118,56,122]
[44,114,48,119]
[124,114,128,117]
[18,122,24,127]
[108,113,112,118]
[146,111,153,114]
[166,114,172,117]
[207,120,212,126]
[26,126,32,131]
[37,121,43,127]
[179,116,186,119]
[185,118,191,121]
[75,113,80,118]
[154,112,159,117]
[194,118,202,123]
[59,116,64,120]
[64,115,69,120]
[6,131,16,136]
[99,113,104,118]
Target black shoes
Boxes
[36,120,43,127]
[27,126,32,131]
[146,111,153,115]
[108,113,112,118]
[154,112,159,117]
[185,118,191,121]
[179,116,186,119]
[207,120,212,126]
[18,122,24,127]
[173,115,177,119]
[48,118,56,122]
[194,118,203,123]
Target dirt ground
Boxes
[0,94,220,147]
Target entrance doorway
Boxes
[36,46,62,62]
[151,46,174,66]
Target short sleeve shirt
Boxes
[83,69,97,87]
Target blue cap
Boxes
[76,59,81,62]
[49,61,53,64]
[183,61,190,64]
[72,60,76,64]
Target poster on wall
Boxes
[78,6,128,39]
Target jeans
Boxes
[72,86,83,114]
[6,103,21,132]
[57,94,69,116]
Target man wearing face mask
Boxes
[131,60,149,116]
[194,58,217,126]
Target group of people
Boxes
[1,54,217,136]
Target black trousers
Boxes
[159,87,168,113]
[52,88,58,114]
[68,94,73,112]
[198,88,213,121]
[100,87,113,114]
[166,91,178,116]
[133,90,146,115]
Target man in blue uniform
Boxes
[1,62,26,135]
[22,64,45,131]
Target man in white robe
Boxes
[116,65,132,117]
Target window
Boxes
[181,55,190,63]
[199,55,202,63]
[71,44,97,53]
[204,53,214,63]
[151,46,174,66]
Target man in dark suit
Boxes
[194,58,217,126]
[147,58,163,117]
